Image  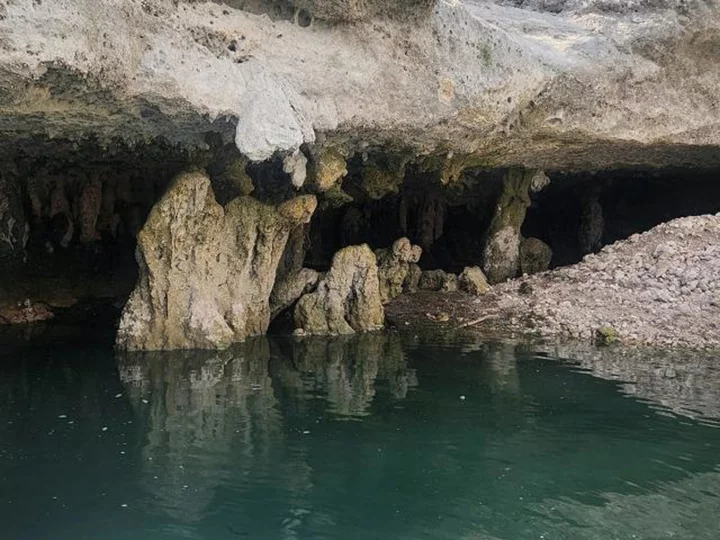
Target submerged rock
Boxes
[459,266,489,296]
[376,237,422,304]
[294,244,384,335]
[116,171,316,350]
[519,237,552,276]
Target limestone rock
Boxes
[0,1,719,171]
[77,173,103,243]
[116,171,317,350]
[579,195,604,255]
[418,269,458,292]
[0,300,54,325]
[376,237,422,304]
[0,167,28,260]
[270,268,321,320]
[308,147,348,192]
[403,263,422,294]
[519,237,552,276]
[483,169,536,284]
[283,149,308,189]
[459,266,489,296]
[291,0,435,22]
[294,244,384,335]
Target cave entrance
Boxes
[304,163,720,277]
[2,137,718,330]
[0,140,194,326]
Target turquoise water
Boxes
[1,331,719,540]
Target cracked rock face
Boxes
[294,244,384,335]
[116,171,316,350]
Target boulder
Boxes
[116,171,316,350]
[418,269,458,292]
[520,237,553,276]
[376,237,422,303]
[459,266,489,295]
[270,268,321,320]
[294,244,384,335]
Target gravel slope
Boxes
[489,214,720,348]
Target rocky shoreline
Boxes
[388,214,720,349]
[3,213,719,350]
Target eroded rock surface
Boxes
[459,266,489,296]
[294,244,384,335]
[519,237,552,276]
[3,0,718,169]
[418,269,458,292]
[483,169,535,284]
[376,237,422,304]
[117,171,316,350]
[0,167,27,260]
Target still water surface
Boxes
[1,331,719,540]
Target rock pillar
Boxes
[116,171,317,350]
[482,168,538,284]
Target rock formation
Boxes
[117,171,317,350]
[519,237,552,276]
[418,269,458,292]
[0,166,27,261]
[459,266,489,296]
[270,267,321,320]
[376,237,422,304]
[294,244,384,335]
[483,169,536,284]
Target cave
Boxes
[2,139,718,334]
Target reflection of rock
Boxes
[118,338,280,523]
[116,171,317,350]
[274,333,416,417]
[294,244,384,335]
[376,237,422,304]
[117,333,416,525]
[540,342,720,421]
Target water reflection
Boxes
[537,342,720,422]
[3,332,720,540]
[116,333,417,535]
